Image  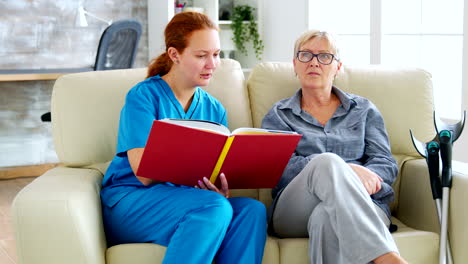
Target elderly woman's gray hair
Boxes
[293,30,340,60]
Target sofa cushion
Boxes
[106,237,280,264]
[391,217,439,264]
[202,59,253,130]
[275,217,438,264]
[52,68,145,166]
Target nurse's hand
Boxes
[195,173,231,198]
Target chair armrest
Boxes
[396,158,468,263]
[12,167,106,264]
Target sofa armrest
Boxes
[12,166,106,264]
[396,159,439,232]
[448,161,468,264]
[396,158,468,263]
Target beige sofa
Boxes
[12,59,468,264]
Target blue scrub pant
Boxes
[102,183,267,264]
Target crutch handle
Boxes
[426,142,442,200]
[439,130,452,188]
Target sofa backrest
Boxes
[247,62,436,157]
[51,59,251,166]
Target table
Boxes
[0,67,94,81]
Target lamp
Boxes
[76,5,112,27]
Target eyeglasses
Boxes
[296,51,338,65]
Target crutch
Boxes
[438,130,452,264]
[434,111,466,264]
[410,131,453,264]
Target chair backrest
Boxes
[94,19,142,71]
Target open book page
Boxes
[231,127,299,135]
[160,118,231,135]
[138,119,303,188]
[161,119,297,136]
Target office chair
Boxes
[41,19,142,122]
[94,19,142,71]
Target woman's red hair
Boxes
[146,12,218,78]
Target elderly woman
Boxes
[261,30,407,264]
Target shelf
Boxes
[218,20,232,25]
[148,0,262,66]
[219,20,255,25]
[0,67,94,82]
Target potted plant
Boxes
[230,5,264,60]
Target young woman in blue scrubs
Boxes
[100,12,267,264]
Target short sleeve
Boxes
[116,84,158,157]
[220,110,228,127]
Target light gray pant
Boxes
[272,153,398,264]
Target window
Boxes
[309,0,465,119]
[309,0,370,65]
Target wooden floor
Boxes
[0,176,37,264]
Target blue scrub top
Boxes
[101,75,227,208]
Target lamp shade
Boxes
[75,5,112,27]
[76,6,88,27]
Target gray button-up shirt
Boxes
[261,87,398,217]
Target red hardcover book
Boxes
[137,119,302,189]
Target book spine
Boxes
[209,136,235,183]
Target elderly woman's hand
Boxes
[195,173,231,198]
[348,163,383,195]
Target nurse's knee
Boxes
[248,199,267,216]
[198,192,234,226]
[236,197,267,219]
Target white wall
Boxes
[455,1,468,163]
[453,120,468,162]
[262,0,309,63]
[147,0,173,60]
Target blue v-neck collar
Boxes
[159,77,200,119]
